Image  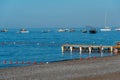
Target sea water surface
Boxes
[0,28,119,68]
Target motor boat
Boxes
[68,28,75,32]
[89,29,97,34]
[115,28,120,31]
[57,29,66,32]
[1,28,8,32]
[86,26,97,34]
[19,28,29,33]
[81,29,87,33]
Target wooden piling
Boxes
[61,46,64,53]
[79,46,82,54]
[88,46,91,53]
[61,44,120,53]
[70,46,73,52]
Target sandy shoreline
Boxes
[0,55,120,80]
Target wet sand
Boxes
[0,55,120,80]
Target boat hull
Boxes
[57,29,66,32]
[115,28,120,31]
[100,29,111,31]
[89,30,97,34]
[20,31,29,33]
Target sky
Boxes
[0,0,120,28]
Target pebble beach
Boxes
[0,55,120,80]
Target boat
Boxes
[68,28,75,32]
[89,27,97,34]
[100,13,111,31]
[0,28,8,32]
[57,29,66,32]
[89,29,97,34]
[19,28,29,33]
[115,28,120,31]
[81,29,87,33]
[100,27,111,31]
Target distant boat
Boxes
[81,29,87,33]
[85,25,97,34]
[100,13,111,31]
[1,28,8,32]
[89,27,97,34]
[100,27,111,31]
[19,28,29,33]
[41,30,51,33]
[57,29,66,32]
[89,29,97,34]
[68,28,75,32]
[115,28,120,31]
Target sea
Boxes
[0,28,119,68]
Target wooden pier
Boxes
[61,42,120,53]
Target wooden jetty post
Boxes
[79,46,82,54]
[110,46,113,52]
[70,46,73,52]
[61,44,120,53]
[100,46,103,52]
[61,46,65,53]
[88,46,91,53]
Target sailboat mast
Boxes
[105,13,107,27]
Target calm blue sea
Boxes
[0,28,119,68]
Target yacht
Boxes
[100,27,111,31]
[19,28,29,33]
[1,28,8,32]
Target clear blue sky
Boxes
[0,0,120,28]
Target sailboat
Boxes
[100,14,111,31]
[100,27,111,31]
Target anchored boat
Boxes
[1,28,8,32]
[81,29,87,33]
[115,28,120,31]
[19,28,29,33]
[89,27,97,34]
[57,28,66,32]
[100,13,111,31]
[100,27,111,31]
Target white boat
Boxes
[115,28,120,31]
[81,29,87,33]
[1,28,8,32]
[100,13,111,31]
[68,28,75,32]
[57,29,66,32]
[100,27,111,31]
[19,28,29,33]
